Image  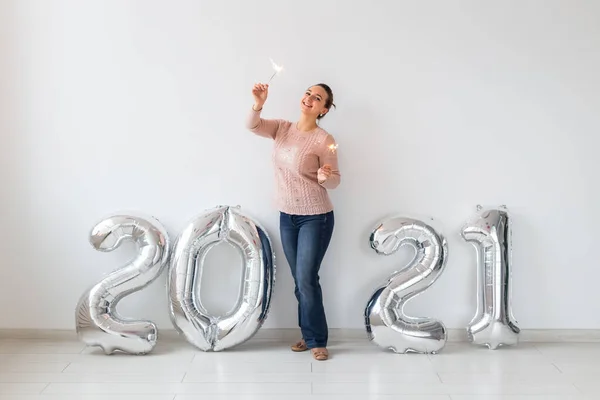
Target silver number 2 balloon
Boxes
[167,205,275,351]
[364,216,449,354]
[461,205,520,349]
[75,214,171,355]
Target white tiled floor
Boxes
[0,335,599,399]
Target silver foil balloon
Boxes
[461,206,520,349]
[75,214,170,355]
[167,205,275,351]
[364,216,449,354]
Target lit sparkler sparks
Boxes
[267,58,284,83]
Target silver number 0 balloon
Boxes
[167,205,275,351]
[461,206,520,349]
[364,216,449,354]
[75,214,170,355]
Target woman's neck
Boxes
[296,114,318,132]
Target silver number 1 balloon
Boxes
[364,216,449,354]
[461,206,520,349]
[167,205,275,351]
[75,214,170,355]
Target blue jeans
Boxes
[280,211,334,349]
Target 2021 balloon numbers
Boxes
[75,205,518,355]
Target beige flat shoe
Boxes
[291,339,308,352]
[311,347,329,361]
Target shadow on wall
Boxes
[0,0,25,251]
[319,102,414,328]
[0,1,33,321]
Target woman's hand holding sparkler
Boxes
[318,164,332,183]
[252,83,268,111]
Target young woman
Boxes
[245,82,340,361]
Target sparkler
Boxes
[267,58,283,83]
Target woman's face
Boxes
[300,86,329,118]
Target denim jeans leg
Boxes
[279,212,302,329]
[295,211,334,348]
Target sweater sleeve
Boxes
[245,107,281,140]
[318,134,341,190]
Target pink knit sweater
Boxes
[246,108,341,215]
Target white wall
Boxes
[1,0,599,331]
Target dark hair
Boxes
[313,83,336,120]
